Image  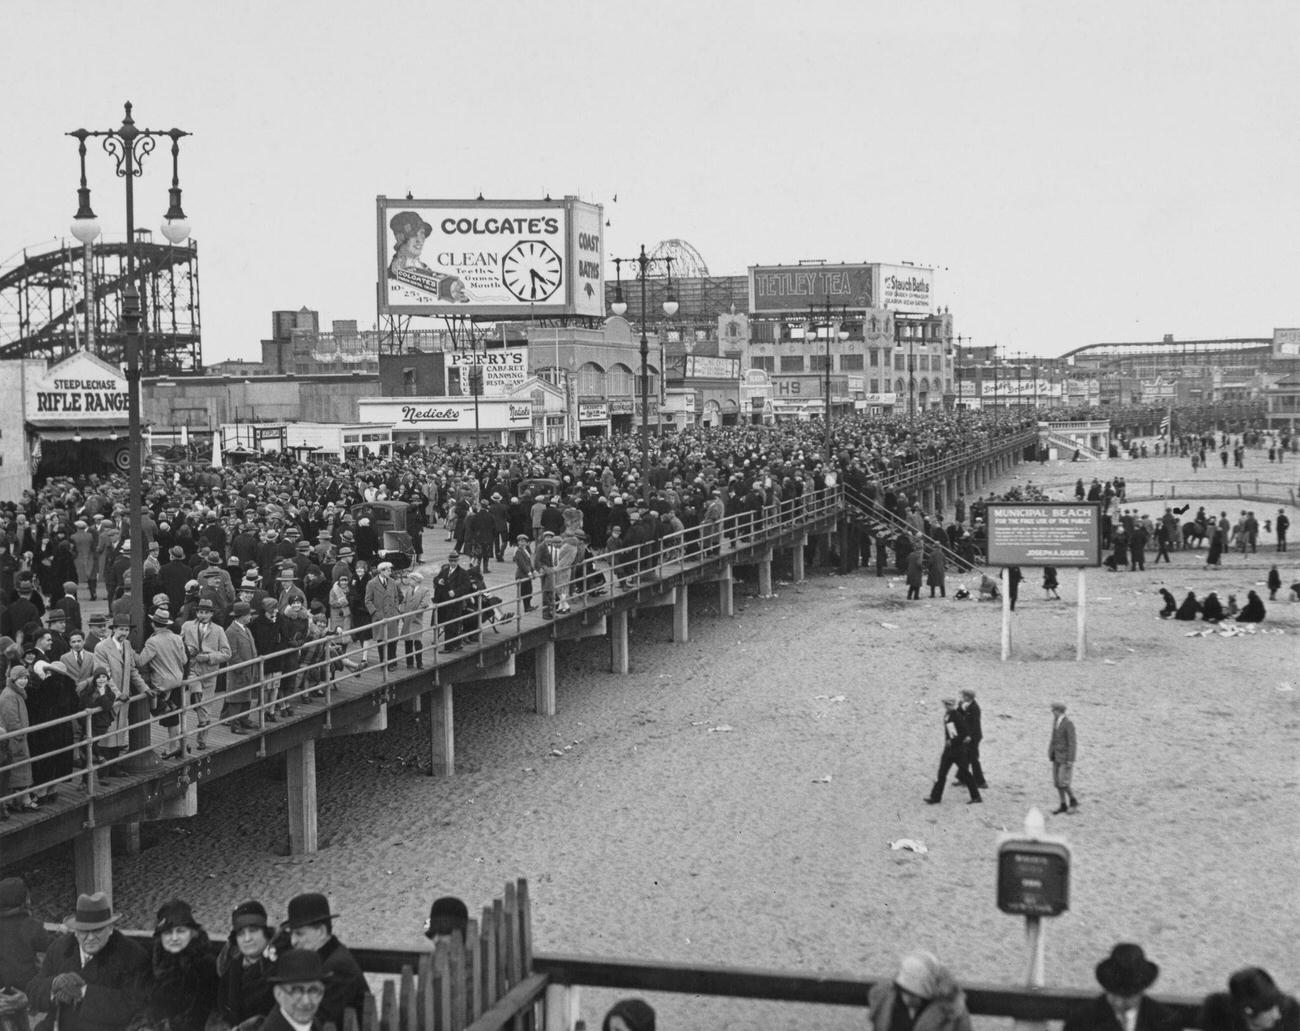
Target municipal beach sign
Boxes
[985,503,1101,567]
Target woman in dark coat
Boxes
[25,658,79,801]
[1202,592,1226,622]
[1200,966,1298,1031]
[926,546,946,598]
[1206,525,1225,566]
[1236,590,1266,623]
[148,900,218,1031]
[905,548,924,601]
[215,901,276,1029]
[1174,591,1201,621]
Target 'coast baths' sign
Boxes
[26,351,130,425]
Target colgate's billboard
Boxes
[376,197,603,318]
[877,264,934,313]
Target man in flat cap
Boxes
[1049,701,1079,814]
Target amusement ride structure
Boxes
[0,232,201,373]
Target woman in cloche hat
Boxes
[216,901,277,1028]
[148,899,217,1031]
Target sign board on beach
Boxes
[985,503,1101,567]
[997,839,1071,916]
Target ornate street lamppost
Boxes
[806,301,848,458]
[609,246,677,500]
[69,102,192,771]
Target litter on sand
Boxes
[815,694,847,702]
[889,838,929,854]
[707,724,734,733]
[880,622,900,630]
[812,774,832,783]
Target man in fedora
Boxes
[1064,943,1179,1031]
[29,892,150,1031]
[137,607,189,758]
[364,561,402,671]
[181,597,231,748]
[261,948,331,1031]
[93,614,148,759]
[281,893,370,1031]
[224,600,260,733]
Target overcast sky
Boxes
[2,0,1297,364]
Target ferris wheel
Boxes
[648,239,709,278]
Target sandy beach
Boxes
[14,450,1300,1030]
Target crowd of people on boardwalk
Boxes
[0,411,1039,807]
[1,406,1293,808]
[0,875,1295,1031]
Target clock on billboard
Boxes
[501,240,563,301]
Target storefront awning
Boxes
[28,426,125,440]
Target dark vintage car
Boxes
[517,477,561,500]
[350,501,415,569]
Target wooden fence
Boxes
[101,877,1211,1031]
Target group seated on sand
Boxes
[1158,588,1266,623]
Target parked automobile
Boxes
[517,477,561,499]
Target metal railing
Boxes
[840,482,979,572]
[0,488,841,810]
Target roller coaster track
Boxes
[0,235,201,371]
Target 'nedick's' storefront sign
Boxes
[359,397,534,430]
[26,352,130,424]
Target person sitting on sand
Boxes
[977,574,1000,601]
[1225,594,1239,618]
[1202,592,1226,623]
[1157,589,1177,618]
[1236,590,1266,623]
[1174,592,1201,621]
